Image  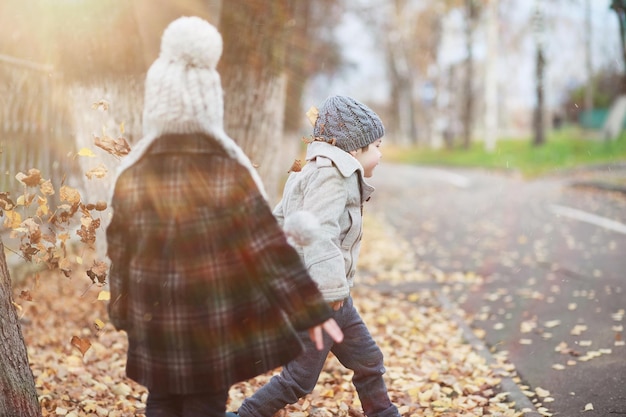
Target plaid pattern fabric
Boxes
[107,134,332,394]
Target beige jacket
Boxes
[273,141,374,302]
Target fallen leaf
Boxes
[544,319,561,328]
[584,403,594,411]
[70,336,91,356]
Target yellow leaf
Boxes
[97,290,110,301]
[36,196,49,217]
[77,147,96,157]
[3,210,22,229]
[94,318,105,330]
[306,106,319,127]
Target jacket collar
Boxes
[305,141,375,201]
[305,141,360,178]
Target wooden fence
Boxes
[0,54,75,204]
[0,54,144,211]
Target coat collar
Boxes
[304,141,375,201]
[305,141,360,178]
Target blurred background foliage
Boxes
[0,0,624,200]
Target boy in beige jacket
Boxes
[233,96,400,417]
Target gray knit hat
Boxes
[313,95,384,152]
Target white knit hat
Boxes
[142,16,223,135]
[112,16,266,198]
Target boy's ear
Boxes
[349,150,358,157]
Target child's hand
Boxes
[308,318,343,350]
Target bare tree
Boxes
[532,0,546,146]
[462,0,480,149]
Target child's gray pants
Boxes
[237,296,400,417]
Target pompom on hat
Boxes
[112,16,266,200]
[313,95,384,152]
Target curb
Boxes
[369,282,542,416]
[436,291,542,417]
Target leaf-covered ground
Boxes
[14,214,525,417]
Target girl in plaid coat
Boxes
[106,17,342,417]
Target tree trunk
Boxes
[483,0,498,153]
[584,0,593,112]
[219,0,293,203]
[386,0,418,145]
[612,0,626,93]
[533,0,546,147]
[283,1,310,133]
[462,0,477,150]
[0,237,42,416]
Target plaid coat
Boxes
[106,133,332,394]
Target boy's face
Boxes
[351,139,382,178]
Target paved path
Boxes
[367,163,626,416]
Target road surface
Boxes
[368,163,626,416]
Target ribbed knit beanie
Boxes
[142,16,224,136]
[313,95,384,152]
